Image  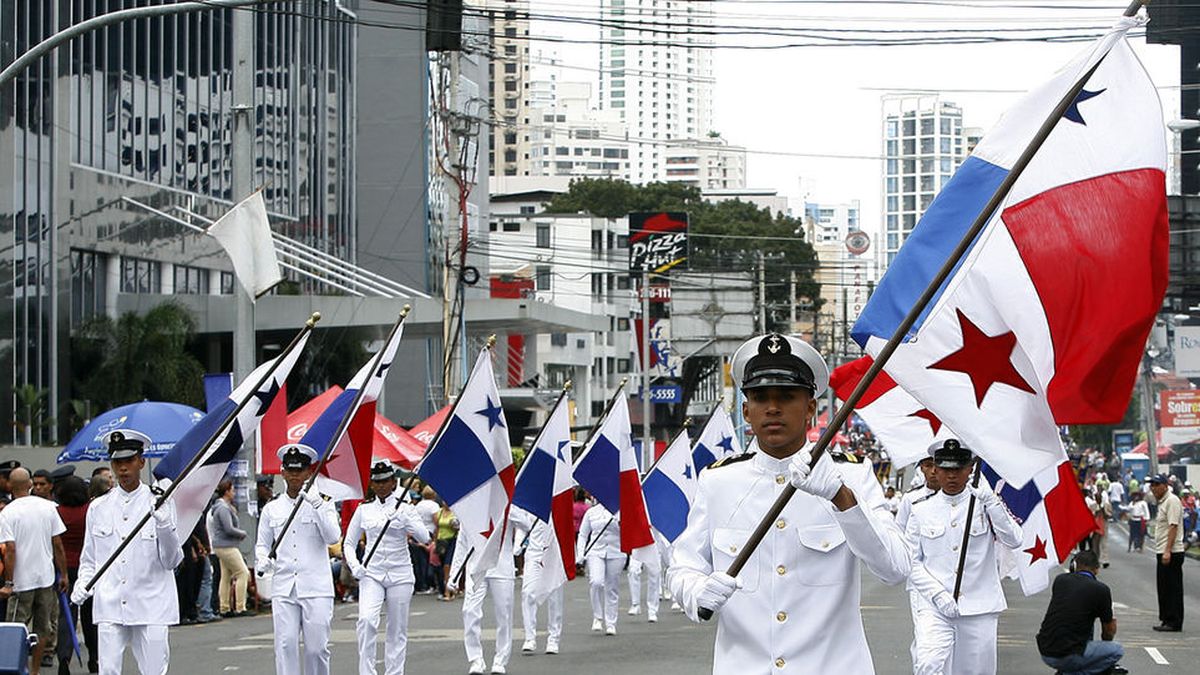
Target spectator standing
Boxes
[54,476,93,675]
[1036,551,1126,675]
[1148,474,1185,632]
[31,470,54,499]
[0,468,69,675]
[571,488,589,539]
[1091,488,1111,568]
[434,503,459,601]
[209,479,250,617]
[1108,479,1125,522]
[0,460,22,501]
[413,486,441,594]
[1127,492,1149,553]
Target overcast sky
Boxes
[530,0,1181,245]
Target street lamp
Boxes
[1142,345,1161,476]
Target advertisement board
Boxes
[629,212,689,274]
[1175,326,1200,377]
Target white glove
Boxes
[350,564,366,581]
[152,506,173,528]
[70,583,93,606]
[932,591,960,618]
[696,571,740,616]
[151,477,172,497]
[256,558,275,577]
[302,488,325,511]
[788,450,844,501]
[969,482,1004,510]
[446,578,459,594]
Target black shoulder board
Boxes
[912,492,936,505]
[709,453,754,469]
[830,451,859,464]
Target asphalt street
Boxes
[92,522,1195,674]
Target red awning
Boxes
[286,387,425,469]
[408,405,452,447]
[1130,432,1173,459]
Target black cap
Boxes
[104,429,151,460]
[277,444,317,471]
[932,439,974,469]
[255,474,274,485]
[1147,473,1169,485]
[742,334,816,391]
[50,465,76,482]
[370,461,397,482]
[0,460,20,477]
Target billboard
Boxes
[1176,326,1200,377]
[1161,390,1200,427]
[629,212,688,274]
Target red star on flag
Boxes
[927,309,1036,407]
[908,408,943,434]
[1024,536,1048,564]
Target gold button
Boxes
[775,658,786,668]
[776,611,787,622]
[775,474,786,485]
[728,545,737,553]
[775,519,786,530]
[951,520,958,527]
[776,565,786,576]
[952,545,959,552]
[821,541,830,549]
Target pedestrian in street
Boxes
[449,513,516,675]
[53,475,93,675]
[254,444,342,675]
[577,500,623,635]
[413,486,442,594]
[0,467,69,675]
[626,530,666,623]
[513,509,564,656]
[1090,487,1111,568]
[898,446,942,668]
[1036,550,1127,675]
[1108,478,1125,522]
[0,460,21,502]
[208,479,250,617]
[71,429,185,675]
[905,439,1023,675]
[1148,473,1184,632]
[343,461,431,675]
[1127,492,1149,553]
[31,469,54,500]
[667,333,911,673]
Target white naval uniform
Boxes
[344,496,431,675]
[668,445,911,674]
[577,503,624,629]
[255,492,341,675]
[628,530,669,618]
[513,510,564,648]
[76,483,184,675]
[450,524,516,670]
[897,486,938,666]
[905,489,1022,675]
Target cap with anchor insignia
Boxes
[277,444,318,471]
[103,429,152,460]
[730,333,829,396]
[930,439,974,469]
[370,460,398,482]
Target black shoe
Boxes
[1102,563,1110,568]
[1109,666,1129,674]
[1152,623,1182,632]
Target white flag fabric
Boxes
[207,191,283,298]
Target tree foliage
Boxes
[544,179,821,331]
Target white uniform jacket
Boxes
[668,447,911,674]
[344,495,431,585]
[577,504,622,561]
[896,486,936,533]
[76,483,184,626]
[256,493,341,599]
[448,515,517,583]
[511,508,548,562]
[905,489,1022,616]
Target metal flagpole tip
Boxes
[564,380,573,391]
[400,303,412,318]
[487,334,498,348]
[307,311,321,327]
[620,377,628,385]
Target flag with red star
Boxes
[983,462,1097,595]
[851,18,1167,486]
[830,356,958,468]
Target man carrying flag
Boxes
[576,499,623,635]
[667,334,910,673]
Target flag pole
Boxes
[953,461,984,600]
[266,306,410,562]
[85,312,320,593]
[697,0,1147,621]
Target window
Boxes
[615,234,628,249]
[120,257,162,294]
[576,339,586,349]
[173,265,210,295]
[504,63,517,73]
[219,272,235,295]
[536,265,551,290]
[617,358,632,374]
[504,81,517,92]
[550,333,567,347]
[519,205,535,215]
[617,317,630,330]
[502,222,521,232]
[616,275,630,290]
[536,222,550,248]
[70,249,106,326]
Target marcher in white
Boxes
[513,508,564,655]
[898,447,942,668]
[577,502,623,635]
[72,430,184,675]
[344,461,431,675]
[906,439,1023,675]
[668,334,911,673]
[255,444,341,675]
[449,518,516,674]
[627,530,668,622]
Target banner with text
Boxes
[629,212,689,275]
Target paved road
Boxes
[97,522,1194,674]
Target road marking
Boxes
[218,645,272,652]
[1145,647,1169,665]
[1113,602,1129,609]
[222,667,240,671]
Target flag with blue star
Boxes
[692,405,743,471]
[641,428,699,543]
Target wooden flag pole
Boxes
[697,0,1147,621]
[953,462,984,600]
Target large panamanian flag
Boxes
[511,392,576,602]
[691,406,742,472]
[852,17,1167,486]
[418,348,516,582]
[154,333,309,536]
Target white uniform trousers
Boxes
[463,577,514,669]
[356,578,414,675]
[907,590,923,667]
[97,623,169,675]
[586,556,624,627]
[627,555,661,616]
[913,607,999,675]
[272,592,334,675]
[520,583,563,645]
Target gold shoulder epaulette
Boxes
[709,453,754,469]
[830,451,859,463]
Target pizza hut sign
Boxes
[629,212,689,274]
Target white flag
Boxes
[207,191,283,298]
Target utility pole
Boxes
[757,251,766,333]
[642,275,653,470]
[1142,351,1160,475]
[789,270,796,331]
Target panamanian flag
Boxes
[852,17,1167,486]
[511,392,576,602]
[691,405,742,471]
[419,348,515,582]
[154,332,310,537]
[641,430,698,543]
[302,317,406,500]
[572,391,655,555]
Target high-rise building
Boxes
[485,0,533,178]
[880,94,969,266]
[663,137,747,190]
[598,0,715,184]
[524,63,630,180]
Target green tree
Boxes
[544,179,821,331]
[73,301,205,410]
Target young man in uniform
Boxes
[72,430,184,675]
[448,513,516,675]
[577,500,623,635]
[905,440,1022,675]
[668,333,911,673]
[255,444,341,675]
[343,460,430,675]
[513,508,564,655]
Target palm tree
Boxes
[74,301,205,410]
